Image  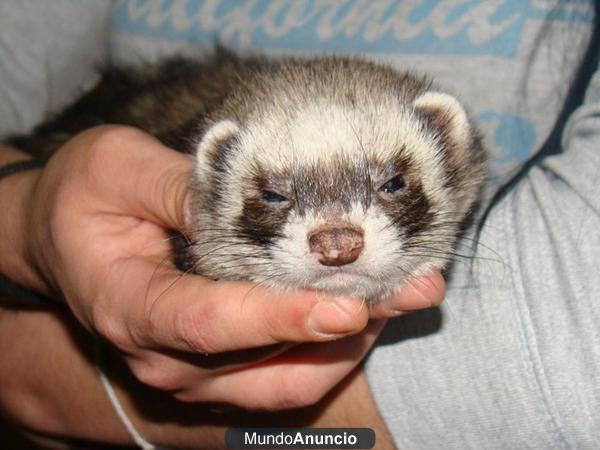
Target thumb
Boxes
[87,126,194,231]
[142,156,192,232]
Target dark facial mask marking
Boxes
[373,151,433,237]
[236,170,292,247]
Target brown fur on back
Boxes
[8,48,252,159]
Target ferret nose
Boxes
[308,225,364,266]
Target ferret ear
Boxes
[195,119,240,175]
[413,91,472,163]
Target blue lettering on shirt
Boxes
[112,0,590,57]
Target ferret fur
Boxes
[9,49,486,302]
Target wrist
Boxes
[0,147,50,296]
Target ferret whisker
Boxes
[406,236,503,264]
[206,262,273,271]
[402,277,439,309]
[202,253,270,260]
[403,248,503,267]
[146,263,196,322]
[135,232,193,256]
[188,239,248,248]
[400,248,477,261]
[192,242,261,264]
[239,271,290,308]
[144,253,174,318]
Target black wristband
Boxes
[0,273,58,306]
[0,159,44,181]
[0,158,55,305]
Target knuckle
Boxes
[172,303,220,354]
[129,360,179,392]
[260,309,286,342]
[172,388,204,403]
[45,196,72,246]
[259,298,310,343]
[265,374,326,410]
[83,126,141,167]
[87,124,143,148]
[90,303,130,352]
[153,163,190,229]
[125,317,155,350]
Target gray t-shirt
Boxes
[1,1,598,448]
[365,57,600,448]
[1,1,594,190]
[0,0,112,135]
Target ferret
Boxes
[10,49,486,302]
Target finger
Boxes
[111,258,370,354]
[189,320,386,408]
[369,271,446,319]
[81,126,193,231]
[123,343,295,395]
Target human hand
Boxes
[13,126,445,408]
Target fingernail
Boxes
[381,307,406,317]
[307,298,363,337]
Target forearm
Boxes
[0,304,128,445]
[0,145,49,296]
[0,301,394,449]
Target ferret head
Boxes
[187,58,485,302]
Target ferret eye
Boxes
[261,190,289,203]
[378,175,406,195]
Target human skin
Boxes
[0,304,395,449]
[0,126,445,446]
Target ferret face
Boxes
[189,70,485,302]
